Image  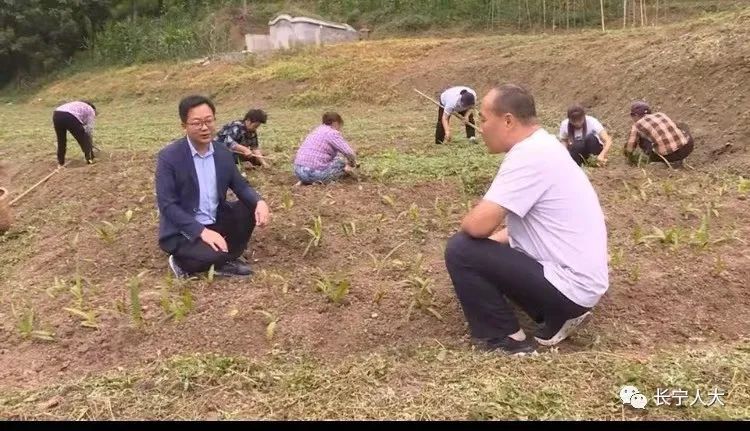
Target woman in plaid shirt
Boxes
[293,112,357,185]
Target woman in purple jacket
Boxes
[53,100,97,167]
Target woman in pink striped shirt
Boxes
[293,112,357,185]
[53,100,97,167]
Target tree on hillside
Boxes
[0,0,110,86]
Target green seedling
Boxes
[124,209,134,223]
[381,194,395,207]
[342,221,357,237]
[626,264,641,285]
[160,287,194,322]
[303,215,323,257]
[94,221,117,244]
[639,226,681,248]
[128,271,148,326]
[738,176,750,198]
[315,271,351,305]
[399,276,442,322]
[280,191,294,210]
[368,241,407,275]
[609,247,625,269]
[14,306,55,341]
[255,310,279,341]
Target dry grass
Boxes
[2,344,749,419]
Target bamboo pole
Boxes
[9,167,61,207]
[623,0,627,28]
[600,0,606,31]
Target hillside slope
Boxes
[30,8,750,167]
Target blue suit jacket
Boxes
[155,137,262,250]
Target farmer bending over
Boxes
[213,108,269,173]
[444,84,609,355]
[436,85,477,144]
[625,101,694,166]
[53,100,97,167]
[559,104,613,166]
[156,95,271,279]
[293,112,357,185]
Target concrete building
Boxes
[245,14,360,53]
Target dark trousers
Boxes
[568,134,603,165]
[444,231,589,341]
[435,106,476,144]
[160,200,255,274]
[641,123,695,164]
[53,111,93,165]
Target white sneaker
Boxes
[468,137,477,143]
[534,312,593,346]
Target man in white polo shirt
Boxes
[436,85,477,144]
[444,84,609,355]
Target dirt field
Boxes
[0,8,749,420]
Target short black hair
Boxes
[490,84,537,123]
[82,100,97,113]
[460,90,475,107]
[244,109,267,124]
[322,111,343,126]
[178,95,216,123]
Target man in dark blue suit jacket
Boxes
[155,95,271,278]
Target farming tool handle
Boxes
[9,167,61,207]
[413,88,480,132]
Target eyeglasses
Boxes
[186,117,216,129]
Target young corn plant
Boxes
[380,194,396,207]
[128,271,148,326]
[64,274,98,329]
[302,215,323,257]
[738,176,750,199]
[124,209,134,223]
[13,305,55,341]
[399,276,442,322]
[368,241,407,275]
[638,226,682,248]
[160,277,194,322]
[315,271,351,305]
[94,221,117,245]
[626,264,641,285]
[255,310,279,341]
[280,190,294,210]
[341,221,357,237]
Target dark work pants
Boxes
[435,106,476,144]
[53,111,94,165]
[161,200,256,274]
[444,231,589,341]
[568,134,603,165]
[639,123,695,164]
